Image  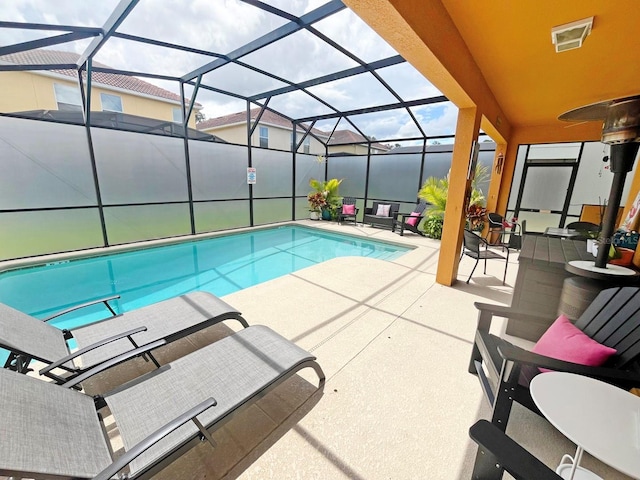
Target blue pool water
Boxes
[0,226,409,331]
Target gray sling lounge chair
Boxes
[0,291,248,384]
[0,325,325,480]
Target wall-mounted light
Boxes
[551,17,593,53]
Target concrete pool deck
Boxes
[154,221,628,480]
[5,221,631,479]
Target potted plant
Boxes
[308,178,343,220]
[307,191,326,220]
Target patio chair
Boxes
[487,212,522,249]
[469,420,563,480]
[0,325,325,480]
[363,201,400,230]
[337,196,359,224]
[393,200,427,236]
[460,229,509,285]
[468,286,640,435]
[565,221,600,240]
[0,291,248,384]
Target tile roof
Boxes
[0,49,198,106]
[198,108,389,150]
[197,108,324,134]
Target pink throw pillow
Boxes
[532,314,617,372]
[406,211,421,227]
[342,204,356,215]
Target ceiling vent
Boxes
[551,17,593,53]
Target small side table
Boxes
[530,372,640,480]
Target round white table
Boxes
[530,372,640,479]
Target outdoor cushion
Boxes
[376,204,391,216]
[532,314,617,372]
[342,204,356,215]
[406,211,421,227]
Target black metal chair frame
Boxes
[461,229,509,285]
[337,196,359,225]
[487,212,522,250]
[393,200,427,236]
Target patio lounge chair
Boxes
[468,286,640,435]
[363,201,400,230]
[0,291,248,384]
[393,200,427,236]
[0,325,325,479]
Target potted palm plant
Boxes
[308,178,343,220]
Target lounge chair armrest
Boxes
[474,302,552,333]
[469,420,562,480]
[498,344,640,388]
[61,339,167,389]
[39,326,148,376]
[42,295,121,322]
[92,397,218,480]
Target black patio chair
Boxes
[393,200,427,236]
[460,229,509,285]
[565,221,600,240]
[468,286,640,438]
[337,196,359,224]
[487,212,522,249]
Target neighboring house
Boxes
[0,49,201,128]
[197,108,390,155]
[327,129,389,155]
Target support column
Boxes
[436,107,482,286]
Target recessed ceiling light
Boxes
[551,17,594,53]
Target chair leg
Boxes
[471,446,505,480]
[491,360,520,433]
[467,258,479,283]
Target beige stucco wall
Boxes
[201,122,326,154]
[0,71,197,127]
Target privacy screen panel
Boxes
[189,141,250,201]
[0,116,97,209]
[92,128,189,204]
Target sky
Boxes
[3,0,458,142]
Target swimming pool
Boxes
[0,225,409,331]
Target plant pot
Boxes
[309,211,320,220]
[321,208,332,220]
[586,238,596,253]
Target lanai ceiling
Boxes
[345,0,640,133]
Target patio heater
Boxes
[559,95,640,269]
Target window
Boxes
[53,83,82,111]
[172,107,183,123]
[259,126,268,148]
[304,137,311,154]
[100,93,123,112]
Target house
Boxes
[0,49,201,128]
[197,108,390,155]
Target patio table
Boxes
[530,372,640,479]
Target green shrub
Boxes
[424,214,444,239]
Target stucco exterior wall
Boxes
[0,71,197,127]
